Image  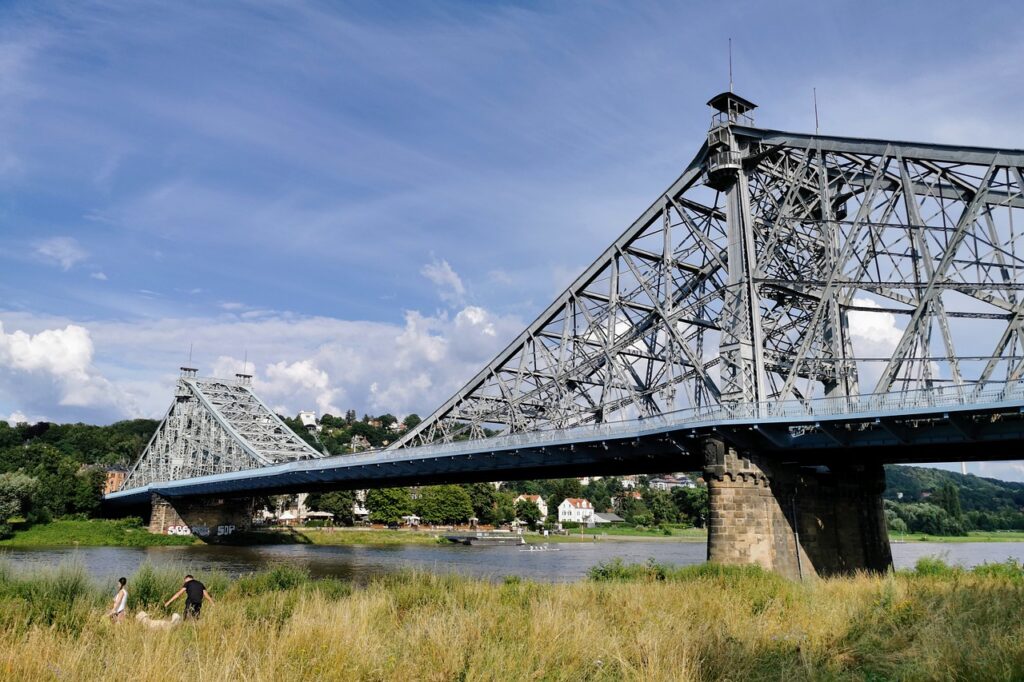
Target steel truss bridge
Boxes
[108,91,1024,507]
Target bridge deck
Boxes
[105,385,1024,506]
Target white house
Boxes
[298,411,320,433]
[650,475,697,491]
[514,494,548,521]
[558,498,594,524]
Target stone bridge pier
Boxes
[149,493,255,542]
[702,439,892,579]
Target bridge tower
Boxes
[706,92,768,403]
[701,93,887,577]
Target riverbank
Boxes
[0,519,197,547]
[1,559,1022,680]
[6,519,1023,549]
[894,530,1024,543]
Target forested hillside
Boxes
[884,465,1024,534]
[0,419,159,534]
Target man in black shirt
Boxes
[165,574,215,619]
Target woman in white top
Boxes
[108,577,128,622]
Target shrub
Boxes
[232,565,309,597]
[971,559,1024,579]
[911,556,958,577]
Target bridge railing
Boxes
[356,381,1024,464]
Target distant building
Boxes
[298,411,320,433]
[388,421,406,433]
[350,434,371,452]
[103,468,127,495]
[578,476,603,485]
[650,475,696,491]
[558,498,594,524]
[590,512,626,526]
[515,494,548,521]
[620,475,638,489]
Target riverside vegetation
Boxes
[0,558,1023,681]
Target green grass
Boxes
[892,530,1024,543]
[2,558,1024,680]
[0,518,198,547]
[298,528,443,546]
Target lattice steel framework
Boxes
[393,92,1024,449]
[121,369,322,489]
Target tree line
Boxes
[0,419,158,536]
[306,477,710,529]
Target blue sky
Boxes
[1,1,1023,478]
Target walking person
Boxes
[107,577,128,623]
[164,574,214,620]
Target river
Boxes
[3,540,1023,583]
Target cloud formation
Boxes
[0,320,133,418]
[0,301,522,424]
[421,258,466,306]
[34,237,87,271]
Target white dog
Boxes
[135,611,183,630]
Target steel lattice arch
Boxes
[122,368,322,490]
[392,92,1024,450]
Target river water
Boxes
[3,540,1023,583]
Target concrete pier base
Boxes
[149,493,254,542]
[703,439,892,579]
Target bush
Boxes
[970,559,1024,580]
[232,565,309,597]
[911,557,958,577]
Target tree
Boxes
[618,496,651,525]
[514,498,542,527]
[306,490,356,525]
[0,472,38,537]
[366,487,413,524]
[643,489,679,525]
[935,482,963,520]
[494,491,517,525]
[416,485,474,524]
[583,480,611,513]
[464,483,497,524]
[672,486,709,527]
[403,414,422,429]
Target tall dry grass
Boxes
[0,559,1022,681]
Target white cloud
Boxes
[5,410,39,426]
[848,298,903,352]
[220,302,246,311]
[0,321,134,418]
[421,258,466,305]
[34,236,87,270]
[90,271,107,281]
[261,358,341,417]
[0,303,522,424]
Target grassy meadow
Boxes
[1,558,1023,681]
